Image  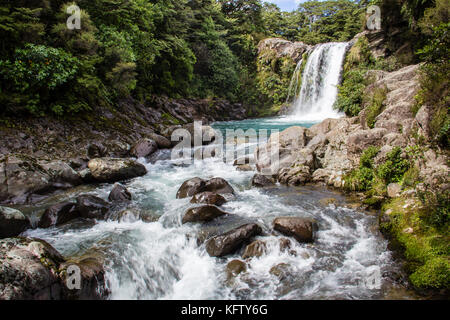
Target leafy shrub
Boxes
[377,147,410,184]
[344,146,380,191]
[0,44,80,115]
[360,146,380,168]
[0,44,79,92]
[335,69,367,116]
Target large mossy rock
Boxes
[88,158,147,183]
[0,207,31,239]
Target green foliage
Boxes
[417,189,450,231]
[0,44,79,91]
[381,194,450,290]
[377,147,410,184]
[365,86,388,128]
[410,257,450,289]
[344,146,380,192]
[360,146,380,168]
[335,69,367,116]
[262,0,364,44]
[0,44,79,115]
[256,49,297,108]
[335,37,375,116]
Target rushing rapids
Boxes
[288,42,349,121]
[21,118,416,300]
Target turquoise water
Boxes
[212,117,317,137]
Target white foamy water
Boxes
[23,124,409,300]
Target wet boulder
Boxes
[203,178,235,195]
[176,177,206,199]
[269,263,291,280]
[130,139,158,158]
[190,192,226,206]
[88,158,147,183]
[108,183,132,202]
[226,260,247,280]
[273,217,318,243]
[0,238,108,300]
[205,223,262,257]
[251,174,276,187]
[182,205,229,224]
[0,206,31,238]
[38,202,79,228]
[76,195,110,220]
[242,240,267,259]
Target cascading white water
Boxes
[289,42,349,121]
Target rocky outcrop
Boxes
[182,205,229,224]
[203,178,235,196]
[87,158,147,183]
[0,237,107,300]
[0,207,30,239]
[258,38,311,63]
[0,155,82,204]
[253,64,429,189]
[226,260,247,280]
[0,95,247,162]
[273,217,318,243]
[205,223,262,257]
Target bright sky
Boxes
[268,0,304,11]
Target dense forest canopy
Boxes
[0,0,447,122]
[0,0,366,116]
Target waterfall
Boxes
[289,42,349,121]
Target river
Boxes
[22,117,418,300]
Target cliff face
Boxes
[257,38,312,64]
[254,38,312,115]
